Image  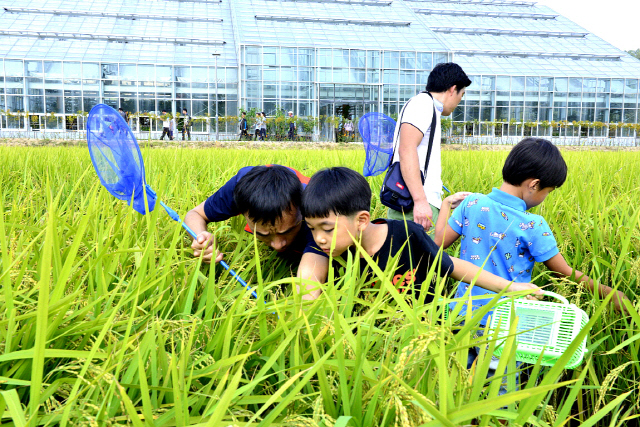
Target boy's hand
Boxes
[191,231,223,263]
[600,286,632,315]
[510,282,544,300]
[443,192,473,209]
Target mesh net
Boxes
[87,104,156,215]
[359,112,396,177]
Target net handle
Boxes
[542,290,569,305]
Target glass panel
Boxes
[102,64,118,79]
[540,77,553,92]
[245,46,261,64]
[264,47,278,66]
[26,61,43,77]
[351,50,366,68]
[384,51,399,69]
[175,66,191,82]
[334,49,349,68]
[281,48,296,66]
[400,52,415,69]
[318,49,332,67]
[46,95,64,114]
[417,52,432,70]
[6,95,24,111]
[526,77,539,92]
[434,52,448,65]
[27,96,44,113]
[5,60,23,77]
[583,78,597,93]
[611,79,624,93]
[496,76,510,91]
[43,62,62,79]
[83,97,98,113]
[83,63,100,81]
[554,78,568,92]
[625,79,638,94]
[156,66,172,82]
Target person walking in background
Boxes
[238,111,249,141]
[254,112,262,141]
[118,107,128,126]
[260,112,267,140]
[181,108,191,141]
[160,110,173,141]
[344,116,355,141]
[287,111,297,141]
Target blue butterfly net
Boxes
[359,112,396,177]
[87,104,157,215]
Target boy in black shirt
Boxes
[301,167,543,301]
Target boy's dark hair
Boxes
[242,111,246,115]
[302,167,371,218]
[182,108,187,113]
[161,109,167,113]
[426,63,472,93]
[503,138,567,189]
[118,107,123,111]
[234,165,303,225]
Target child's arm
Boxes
[434,192,470,248]
[449,257,543,300]
[544,253,630,314]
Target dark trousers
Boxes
[182,127,191,140]
[239,129,249,141]
[254,129,261,141]
[160,127,173,140]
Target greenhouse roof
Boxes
[0,0,639,79]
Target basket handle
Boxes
[542,290,569,305]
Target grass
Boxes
[0,146,638,426]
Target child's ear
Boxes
[356,210,370,231]
[529,179,541,191]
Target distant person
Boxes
[287,111,296,141]
[344,116,354,140]
[387,63,472,233]
[254,112,262,141]
[118,107,128,125]
[238,111,249,141]
[181,108,191,141]
[160,110,173,141]
[260,112,267,140]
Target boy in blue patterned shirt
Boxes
[435,138,628,323]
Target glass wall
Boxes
[0,59,237,130]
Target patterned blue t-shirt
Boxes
[448,188,559,325]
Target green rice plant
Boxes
[0,146,638,426]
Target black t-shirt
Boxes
[362,219,454,302]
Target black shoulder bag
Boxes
[379,92,437,212]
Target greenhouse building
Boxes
[1,0,640,140]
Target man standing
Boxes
[118,107,128,125]
[238,111,249,140]
[181,108,191,141]
[287,111,296,141]
[387,62,471,232]
[160,110,173,141]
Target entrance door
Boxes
[318,83,380,142]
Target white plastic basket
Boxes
[489,291,590,369]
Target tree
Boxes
[627,49,640,60]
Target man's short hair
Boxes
[426,63,472,93]
[302,167,371,219]
[182,108,187,112]
[161,109,167,113]
[118,107,123,111]
[242,111,246,115]
[234,165,303,225]
[503,138,567,189]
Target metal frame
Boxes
[453,50,622,60]
[414,8,557,19]
[0,30,226,46]
[430,27,587,38]
[264,0,393,5]
[2,7,223,23]
[254,15,411,26]
[424,0,536,6]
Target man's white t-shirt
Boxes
[391,92,444,209]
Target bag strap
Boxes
[389,92,438,180]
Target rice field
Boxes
[0,145,639,426]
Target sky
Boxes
[536,0,639,51]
